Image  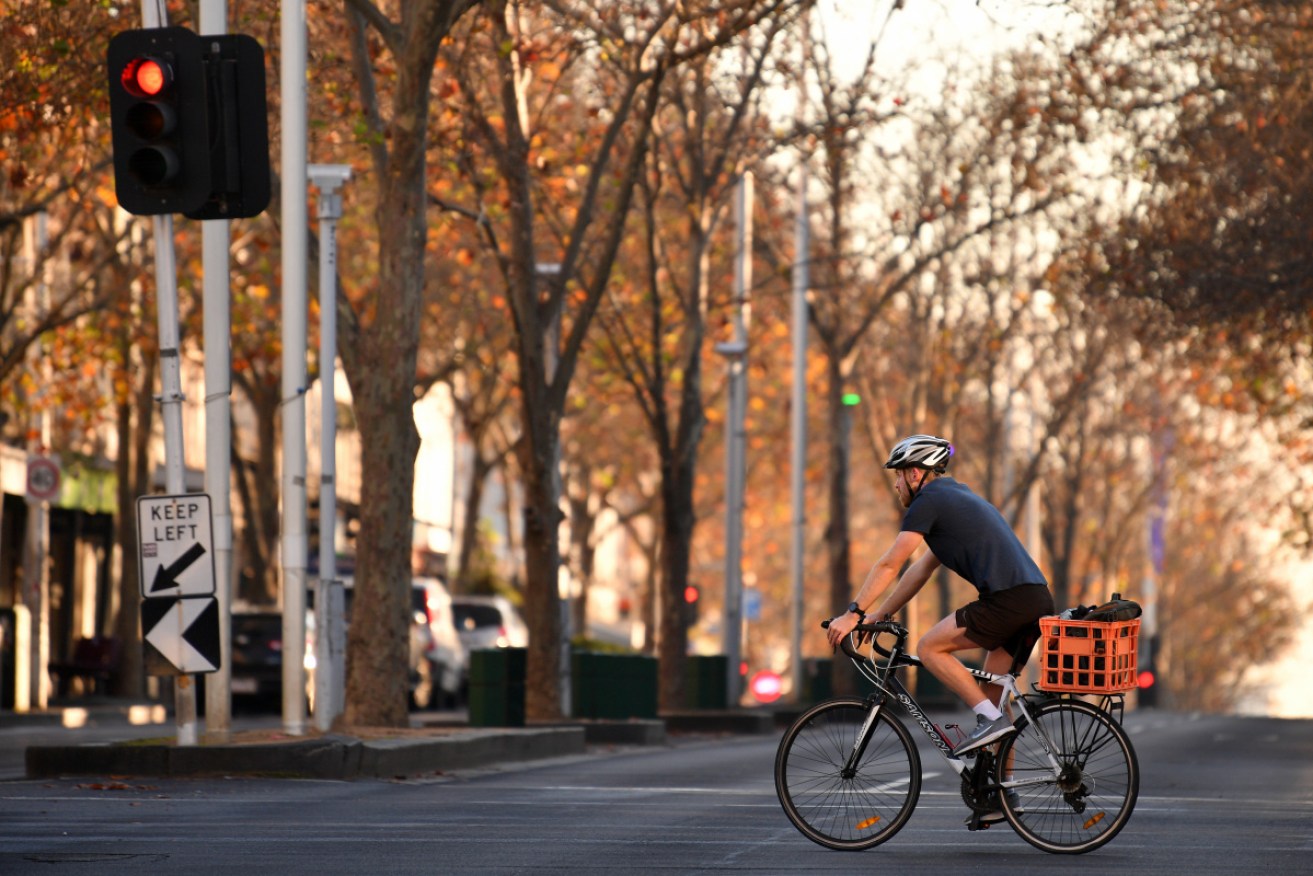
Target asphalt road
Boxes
[0,710,1308,874]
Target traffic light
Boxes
[107,27,270,219]
[1137,634,1159,708]
[108,27,211,216]
[683,584,700,627]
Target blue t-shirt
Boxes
[901,477,1047,595]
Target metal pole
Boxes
[153,213,199,745]
[718,173,752,706]
[136,0,196,751]
[199,0,234,745]
[789,163,809,701]
[20,213,51,712]
[280,0,309,736]
[309,165,351,732]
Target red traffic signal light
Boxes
[122,57,170,97]
[108,27,211,215]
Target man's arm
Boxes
[826,530,928,647]
[872,548,941,619]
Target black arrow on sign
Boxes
[150,542,208,593]
[183,597,221,669]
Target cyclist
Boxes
[826,434,1055,765]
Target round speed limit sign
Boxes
[26,456,61,503]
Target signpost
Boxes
[137,494,220,678]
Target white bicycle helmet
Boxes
[884,434,954,473]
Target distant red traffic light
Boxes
[1137,670,1155,689]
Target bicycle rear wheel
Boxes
[996,698,1138,854]
[774,698,921,851]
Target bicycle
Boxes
[775,618,1139,854]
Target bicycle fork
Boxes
[842,698,886,778]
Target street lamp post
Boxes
[309,164,352,732]
[717,173,753,705]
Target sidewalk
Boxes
[2,698,782,782]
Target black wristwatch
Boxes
[847,602,864,618]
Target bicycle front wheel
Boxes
[996,698,1139,854]
[774,698,921,851]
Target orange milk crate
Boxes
[1036,616,1140,694]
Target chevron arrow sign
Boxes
[142,596,221,675]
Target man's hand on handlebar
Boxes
[825,611,861,648]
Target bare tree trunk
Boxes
[231,383,281,605]
[454,450,492,593]
[566,474,597,637]
[111,352,154,698]
[519,411,564,720]
[656,441,699,710]
[344,363,420,728]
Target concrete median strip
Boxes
[25,726,587,781]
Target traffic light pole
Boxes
[132,0,198,747]
[280,0,310,737]
[152,212,199,747]
[200,0,234,746]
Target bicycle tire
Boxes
[996,698,1139,854]
[775,698,921,851]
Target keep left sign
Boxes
[137,494,215,598]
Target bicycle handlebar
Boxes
[820,617,908,660]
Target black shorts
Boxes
[955,583,1055,662]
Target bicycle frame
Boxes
[842,627,1060,787]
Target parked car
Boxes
[309,576,467,710]
[228,610,288,711]
[412,576,468,709]
[451,594,529,653]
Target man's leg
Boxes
[918,614,991,709]
[980,645,1015,707]
[920,614,1017,753]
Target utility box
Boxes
[684,654,729,710]
[467,647,526,727]
[800,658,832,705]
[572,652,657,720]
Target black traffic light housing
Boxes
[108,27,210,216]
[107,27,269,219]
